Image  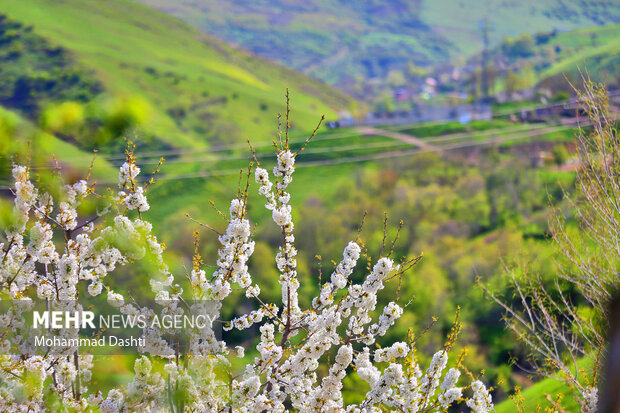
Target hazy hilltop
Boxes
[0,0,353,157]
[135,0,620,88]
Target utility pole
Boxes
[479,18,492,103]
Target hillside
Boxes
[0,0,353,154]
[135,0,620,89]
[461,23,620,96]
[538,24,620,88]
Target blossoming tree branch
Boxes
[0,97,494,412]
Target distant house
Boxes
[496,88,536,103]
[349,103,492,127]
[394,87,408,101]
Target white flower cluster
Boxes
[374,341,408,362]
[0,162,178,410]
[255,151,301,334]
[122,186,149,212]
[348,348,467,412]
[203,198,255,302]
[117,162,150,212]
[581,386,598,413]
[118,161,140,188]
[313,241,361,309]
[340,257,402,346]
[12,166,37,229]
[466,380,494,413]
[439,368,463,408]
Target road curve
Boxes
[355,126,439,150]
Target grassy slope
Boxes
[421,0,619,57]
[540,24,620,81]
[495,376,580,413]
[495,357,596,413]
[471,23,620,90]
[0,0,353,151]
[135,0,451,83]
[135,0,620,84]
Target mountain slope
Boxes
[134,0,620,88]
[538,24,620,86]
[0,0,353,151]
[460,23,620,94]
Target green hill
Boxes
[0,0,353,154]
[463,23,620,95]
[538,24,620,89]
[134,0,620,88]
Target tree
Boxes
[552,144,570,166]
[485,79,617,412]
[501,34,536,60]
[503,70,529,96]
[0,100,495,411]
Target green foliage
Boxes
[552,90,571,102]
[0,14,101,115]
[503,71,530,94]
[103,95,151,138]
[552,144,570,165]
[501,34,537,60]
[0,106,119,184]
[40,101,85,134]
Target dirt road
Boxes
[355,126,439,150]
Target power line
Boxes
[0,119,592,191]
[11,118,587,190]
[38,128,375,165]
[27,139,413,170]
[28,119,573,170]
[86,120,586,186]
[33,90,620,167]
